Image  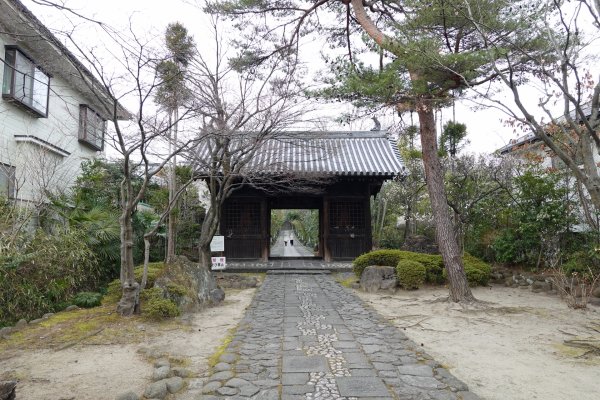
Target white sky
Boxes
[21,0,596,155]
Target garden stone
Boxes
[593,286,600,298]
[201,381,222,393]
[209,287,225,303]
[15,319,27,329]
[0,327,12,338]
[144,381,167,399]
[216,386,238,396]
[152,366,170,381]
[165,376,184,393]
[209,370,234,381]
[0,381,17,400]
[115,391,138,400]
[29,318,43,324]
[65,305,79,311]
[360,266,397,292]
[239,384,260,397]
[213,362,231,372]
[172,367,193,378]
[154,358,170,368]
[225,377,249,388]
[42,313,54,319]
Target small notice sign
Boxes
[211,257,226,270]
[210,235,225,252]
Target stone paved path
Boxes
[222,260,353,272]
[191,274,480,400]
[270,230,314,258]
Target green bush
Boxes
[73,292,103,308]
[0,228,102,325]
[142,287,180,319]
[561,253,600,278]
[396,260,426,290]
[442,253,491,286]
[353,249,443,283]
[354,250,490,287]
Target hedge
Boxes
[353,249,491,287]
[396,260,426,290]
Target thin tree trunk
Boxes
[167,109,178,263]
[117,204,140,315]
[142,235,151,289]
[417,102,475,302]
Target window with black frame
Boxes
[2,46,50,117]
[78,104,106,150]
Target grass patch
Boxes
[338,276,357,288]
[207,327,236,370]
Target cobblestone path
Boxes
[193,274,480,400]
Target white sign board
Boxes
[210,235,225,252]
[211,257,226,270]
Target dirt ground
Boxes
[357,285,600,400]
[0,288,256,400]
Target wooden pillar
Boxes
[365,187,373,253]
[323,196,332,262]
[261,197,269,261]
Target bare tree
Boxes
[465,1,600,213]
[186,22,311,268]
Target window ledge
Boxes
[13,135,70,157]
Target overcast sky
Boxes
[21,0,577,155]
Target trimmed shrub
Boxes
[144,297,180,319]
[73,291,103,308]
[396,260,426,290]
[442,253,491,286]
[353,250,405,277]
[354,250,491,287]
[353,249,443,283]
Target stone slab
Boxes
[282,356,329,373]
[336,376,391,397]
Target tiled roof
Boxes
[200,131,405,177]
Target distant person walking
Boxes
[290,239,294,246]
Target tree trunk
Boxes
[166,109,178,263]
[416,102,475,302]
[117,206,140,315]
[141,235,151,289]
[198,201,220,268]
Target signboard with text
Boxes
[210,235,225,252]
[211,257,226,270]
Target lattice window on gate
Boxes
[329,200,365,233]
[223,201,261,235]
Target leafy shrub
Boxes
[442,253,491,286]
[561,253,600,278]
[396,260,426,290]
[354,249,490,286]
[142,287,180,319]
[353,249,443,283]
[73,292,103,308]
[0,228,102,325]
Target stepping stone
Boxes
[282,356,328,373]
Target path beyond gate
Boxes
[193,274,480,400]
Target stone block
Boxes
[336,376,390,397]
[282,356,328,373]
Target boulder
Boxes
[14,319,27,329]
[165,376,184,394]
[592,286,600,298]
[115,391,138,400]
[360,266,397,293]
[0,381,16,400]
[144,381,167,399]
[154,256,225,312]
[65,305,79,312]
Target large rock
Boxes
[360,266,397,292]
[592,285,600,298]
[0,381,17,400]
[154,256,225,312]
[402,235,438,254]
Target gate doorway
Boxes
[270,209,320,258]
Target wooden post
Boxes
[323,196,332,262]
